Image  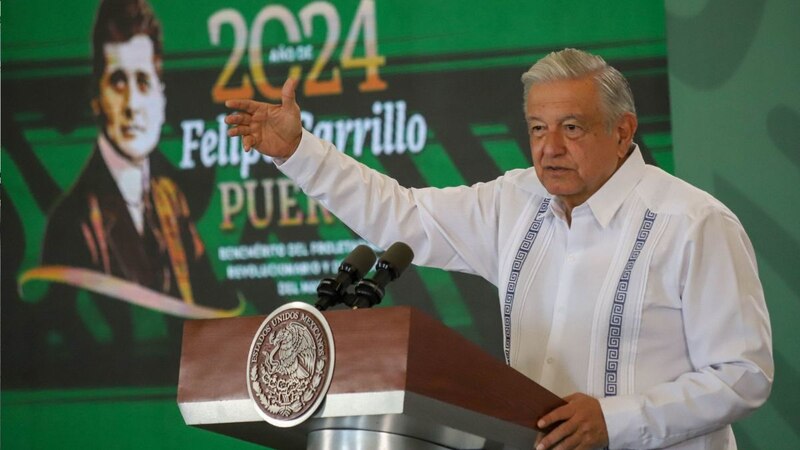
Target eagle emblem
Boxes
[268,322,316,379]
[247,302,335,427]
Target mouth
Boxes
[543,165,572,173]
[120,124,146,137]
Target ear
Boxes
[615,112,638,157]
[91,96,106,127]
[91,97,100,116]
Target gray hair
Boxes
[521,48,636,130]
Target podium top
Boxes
[178,306,564,449]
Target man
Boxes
[225,49,773,449]
[39,0,231,384]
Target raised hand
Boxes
[225,77,302,159]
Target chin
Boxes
[124,132,160,158]
[119,142,156,161]
[542,183,575,196]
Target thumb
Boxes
[281,76,299,107]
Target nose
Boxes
[539,129,566,157]
[125,77,146,118]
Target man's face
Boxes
[526,76,632,210]
[96,34,165,163]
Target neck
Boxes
[558,145,635,225]
[97,134,150,203]
[560,200,576,227]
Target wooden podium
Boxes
[177,306,564,449]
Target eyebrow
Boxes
[526,114,586,123]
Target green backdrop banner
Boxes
[666,0,800,448]
[1,0,682,448]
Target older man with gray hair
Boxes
[225,48,773,449]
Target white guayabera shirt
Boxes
[278,129,773,449]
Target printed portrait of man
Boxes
[36,0,238,386]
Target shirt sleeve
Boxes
[600,208,773,449]
[277,129,503,284]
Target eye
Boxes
[529,124,546,137]
[136,72,152,93]
[563,123,585,138]
[108,70,127,91]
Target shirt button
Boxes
[567,254,576,262]
[546,357,554,364]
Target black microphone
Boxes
[315,245,377,311]
[349,242,414,309]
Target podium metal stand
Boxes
[178,306,564,449]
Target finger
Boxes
[538,404,573,429]
[562,393,580,402]
[551,433,581,450]
[537,420,578,450]
[243,135,253,151]
[227,124,252,138]
[281,77,299,107]
[224,113,251,126]
[225,99,261,114]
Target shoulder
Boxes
[636,165,741,227]
[47,147,111,215]
[45,161,100,228]
[494,167,549,196]
[454,167,548,204]
[42,149,111,261]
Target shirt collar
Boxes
[584,144,646,228]
[97,134,150,205]
[541,144,645,227]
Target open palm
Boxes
[224,78,302,159]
